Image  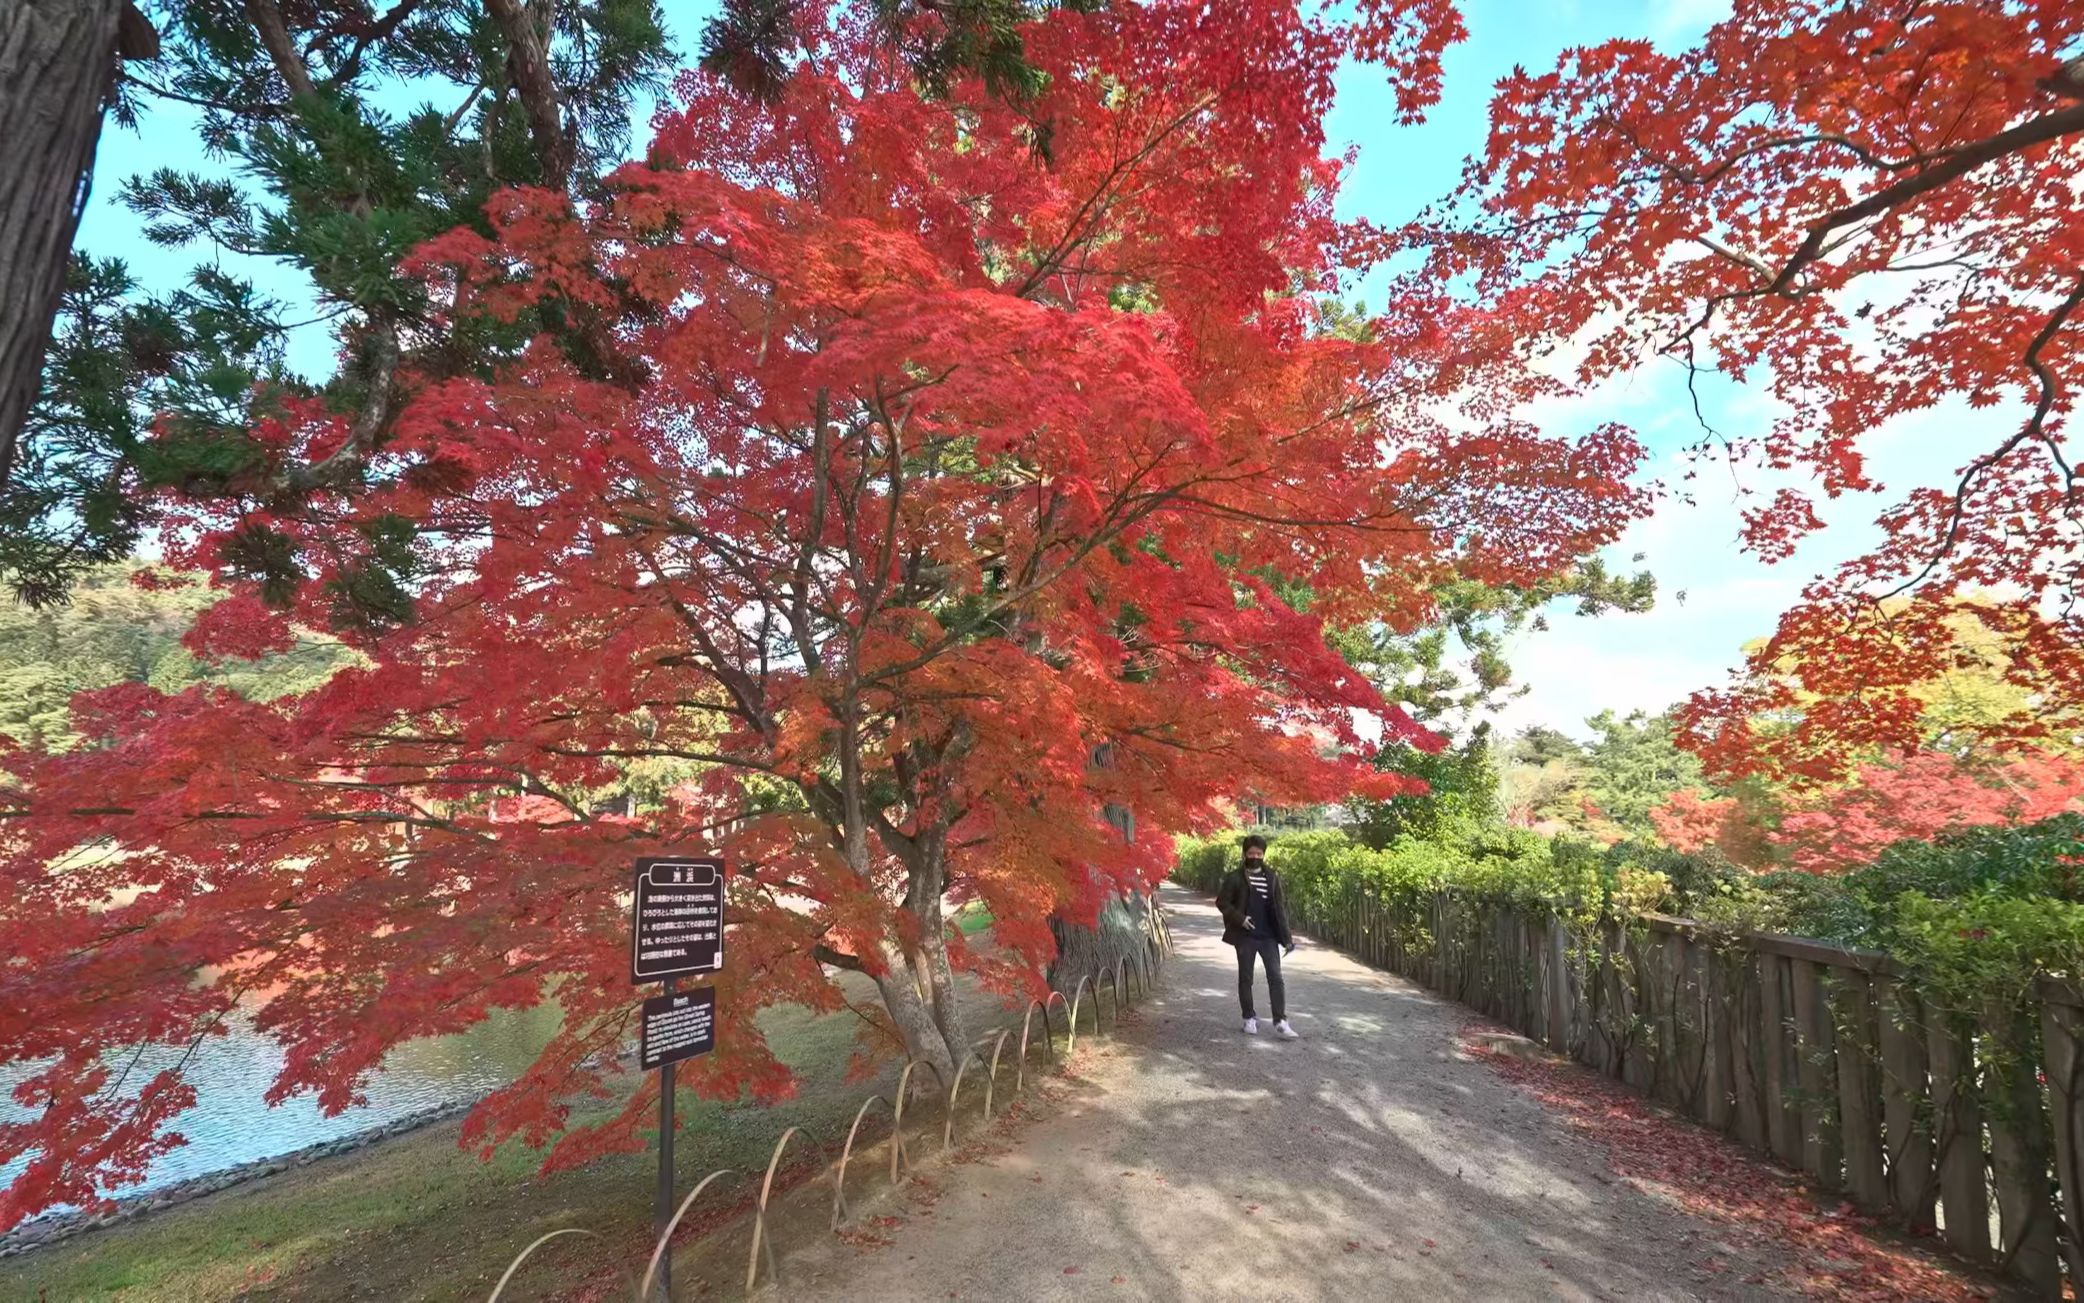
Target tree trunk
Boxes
[0,0,150,484]
[918,898,968,1058]
[1049,891,1154,991]
[870,940,959,1082]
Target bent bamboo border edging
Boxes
[833,1095,893,1229]
[1017,998,1055,1093]
[943,1051,984,1152]
[486,1227,613,1302]
[746,1126,813,1293]
[638,1168,743,1300]
[890,1059,946,1185]
[483,913,1175,1297]
[979,1028,1013,1119]
[1067,975,1101,1055]
[1042,988,1070,1039]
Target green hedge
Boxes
[1174,825,1699,924]
[1173,813,2084,1013]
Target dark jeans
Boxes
[1235,934,1285,1021]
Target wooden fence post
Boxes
[1546,917,1570,1054]
[1789,958,1844,1189]
[1619,925,1653,1094]
[2039,984,2084,1289]
[1874,977,1936,1226]
[1825,969,1886,1212]
[1699,940,1733,1131]
[1925,1006,1993,1266]
[1725,948,1766,1150]
[1759,954,1802,1166]
[1650,929,1683,1100]
[1985,999,2060,1297]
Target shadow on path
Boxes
[780,884,1799,1302]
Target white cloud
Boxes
[1474,379,1990,741]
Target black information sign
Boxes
[639,987,717,1071]
[629,856,725,983]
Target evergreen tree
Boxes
[1582,709,1704,835]
[2,0,1095,608]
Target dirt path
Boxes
[777,884,1800,1302]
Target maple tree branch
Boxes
[791,390,832,676]
[1630,129,1932,190]
[813,943,864,972]
[540,745,776,771]
[1880,273,2084,602]
[634,544,776,738]
[1013,90,1221,299]
[1703,101,2084,321]
[1169,493,1435,534]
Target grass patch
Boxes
[0,976,1016,1301]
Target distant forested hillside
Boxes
[0,563,355,749]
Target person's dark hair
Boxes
[1242,834,1268,852]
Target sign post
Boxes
[629,856,724,1299]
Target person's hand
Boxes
[1241,917,1256,930]
[1283,942,1295,956]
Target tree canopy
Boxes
[0,0,1113,606]
[1408,0,2084,778]
[7,0,2081,1235]
[0,0,1645,1227]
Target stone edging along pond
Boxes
[0,1097,478,1260]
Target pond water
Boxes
[2,1004,561,1209]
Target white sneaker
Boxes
[1242,1017,1259,1035]
[1275,1020,1299,1040]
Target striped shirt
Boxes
[1244,864,1276,936]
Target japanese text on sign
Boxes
[629,857,725,982]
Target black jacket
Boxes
[1217,864,1292,948]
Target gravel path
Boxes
[785,884,1798,1302]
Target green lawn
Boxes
[0,965,1017,1301]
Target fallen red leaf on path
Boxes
[1459,1019,1999,1303]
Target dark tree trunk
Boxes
[1048,892,1155,992]
[0,0,153,484]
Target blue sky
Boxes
[76,0,1974,740]
[1320,0,1968,739]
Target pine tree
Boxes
[1,0,1096,606]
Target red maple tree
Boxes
[1655,752,2084,874]
[0,1,1654,1226]
[1406,0,2084,782]
[1774,749,2084,873]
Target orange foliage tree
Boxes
[1409,0,2084,784]
[0,2,1652,1225]
[1773,750,2084,873]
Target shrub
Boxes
[1849,812,2084,904]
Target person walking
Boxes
[1216,835,1298,1039]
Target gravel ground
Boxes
[777,883,1801,1303]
